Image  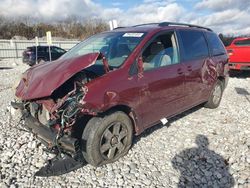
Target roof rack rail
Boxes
[113,27,126,30]
[158,22,212,31]
[132,23,159,27]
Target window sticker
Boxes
[123,33,144,37]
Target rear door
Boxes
[135,31,186,128]
[177,29,211,107]
[205,31,228,86]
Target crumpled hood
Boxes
[16,53,100,100]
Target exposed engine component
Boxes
[53,71,94,127]
[49,70,96,103]
[27,70,93,133]
[59,92,84,126]
[13,69,99,176]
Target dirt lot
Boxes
[0,59,249,187]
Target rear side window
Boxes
[206,32,226,56]
[179,30,209,61]
[234,39,250,46]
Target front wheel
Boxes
[82,111,133,166]
[205,80,223,109]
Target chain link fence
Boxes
[0,40,80,59]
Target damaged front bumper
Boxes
[11,101,79,155]
[25,113,79,154]
[11,101,86,176]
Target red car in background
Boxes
[226,37,250,71]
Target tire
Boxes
[204,80,223,109]
[82,111,133,166]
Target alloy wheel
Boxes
[100,122,128,160]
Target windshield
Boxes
[61,32,146,67]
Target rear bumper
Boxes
[229,62,250,70]
[11,101,79,154]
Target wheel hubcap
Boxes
[110,136,118,146]
[100,122,128,160]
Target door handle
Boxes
[177,68,184,75]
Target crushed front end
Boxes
[11,53,103,176]
[12,84,88,156]
[12,79,91,176]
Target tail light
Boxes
[227,49,234,56]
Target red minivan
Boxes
[12,22,229,175]
[226,37,250,71]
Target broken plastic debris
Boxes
[34,155,87,177]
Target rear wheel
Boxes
[82,111,133,166]
[205,80,223,109]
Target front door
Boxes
[135,31,186,128]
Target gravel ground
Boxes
[0,59,249,188]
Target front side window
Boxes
[206,32,226,56]
[60,32,146,67]
[142,32,179,71]
[179,30,209,61]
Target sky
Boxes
[0,0,250,35]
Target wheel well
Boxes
[100,105,137,134]
[218,76,225,89]
[103,105,131,114]
[72,105,137,140]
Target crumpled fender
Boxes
[16,53,100,100]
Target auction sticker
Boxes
[123,33,144,37]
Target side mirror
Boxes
[137,56,144,78]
